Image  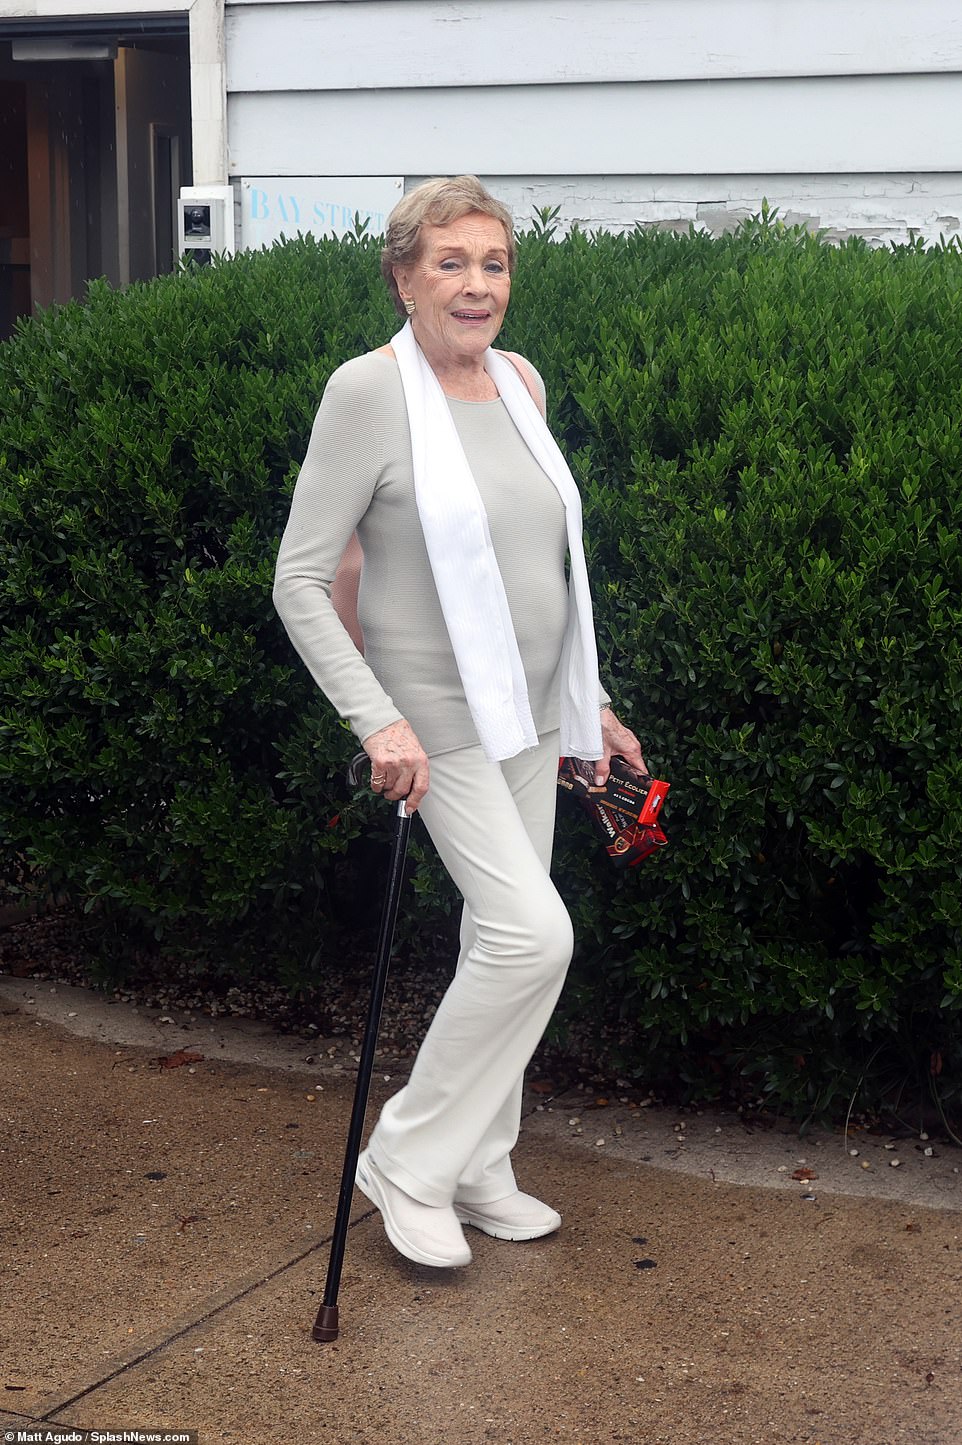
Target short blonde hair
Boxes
[381,176,516,316]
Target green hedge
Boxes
[0,235,398,977]
[511,222,962,1115]
[2,217,960,1115]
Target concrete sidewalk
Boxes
[2,976,961,1445]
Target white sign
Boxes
[239,176,403,249]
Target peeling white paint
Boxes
[465,174,962,247]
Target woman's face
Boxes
[393,212,511,367]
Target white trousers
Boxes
[367,730,572,1207]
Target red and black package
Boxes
[557,755,669,868]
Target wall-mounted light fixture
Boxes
[177,186,236,265]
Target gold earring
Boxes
[403,298,415,315]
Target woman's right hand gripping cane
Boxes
[363,719,430,813]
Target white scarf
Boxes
[391,320,604,763]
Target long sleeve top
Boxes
[272,348,607,756]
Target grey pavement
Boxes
[2,975,961,1445]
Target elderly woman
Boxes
[273,176,645,1269]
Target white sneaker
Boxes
[356,1150,472,1268]
[454,1191,562,1241]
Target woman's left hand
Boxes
[594,707,647,786]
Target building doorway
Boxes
[0,17,191,339]
[0,74,29,339]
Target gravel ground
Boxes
[0,907,635,1094]
[7,908,956,1140]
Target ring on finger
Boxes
[371,771,386,787]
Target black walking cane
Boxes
[312,752,412,1343]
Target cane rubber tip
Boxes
[312,1305,340,1343]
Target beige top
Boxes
[272,349,607,756]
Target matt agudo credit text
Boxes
[4,1432,196,1444]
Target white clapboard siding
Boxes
[228,75,962,177]
[226,0,962,92]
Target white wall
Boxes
[227,0,962,89]
[8,1,960,243]
[229,76,962,177]
[230,0,962,244]
[6,2,961,242]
